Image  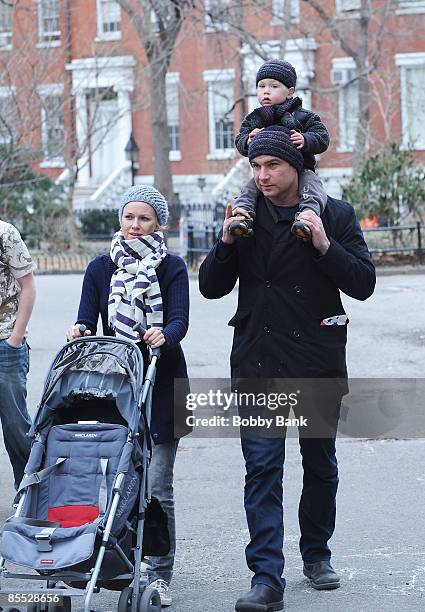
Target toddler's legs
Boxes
[229,178,258,237]
[291,170,327,242]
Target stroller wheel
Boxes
[117,586,133,612]
[139,586,161,612]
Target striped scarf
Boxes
[108,230,167,341]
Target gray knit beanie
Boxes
[256,59,297,89]
[248,125,304,172]
[118,184,169,226]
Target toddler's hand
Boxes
[291,130,305,149]
[248,128,263,145]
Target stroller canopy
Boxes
[31,337,144,436]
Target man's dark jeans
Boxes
[241,423,339,593]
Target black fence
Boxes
[180,202,226,267]
[74,204,425,266]
[182,206,425,266]
[362,222,424,264]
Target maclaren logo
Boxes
[74,433,98,438]
[116,476,138,518]
[40,559,54,564]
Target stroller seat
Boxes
[1,422,131,570]
[43,422,128,527]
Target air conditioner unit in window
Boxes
[331,68,356,85]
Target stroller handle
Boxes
[132,323,161,358]
[66,323,88,342]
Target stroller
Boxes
[0,329,167,612]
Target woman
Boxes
[67,184,190,607]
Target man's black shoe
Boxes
[235,583,284,611]
[303,560,340,590]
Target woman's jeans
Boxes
[0,340,32,489]
[145,439,179,584]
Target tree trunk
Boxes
[353,0,370,169]
[149,60,174,203]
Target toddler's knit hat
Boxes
[256,59,297,89]
[118,184,169,226]
[248,125,304,172]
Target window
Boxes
[214,106,233,150]
[336,0,361,11]
[166,74,180,160]
[204,0,229,32]
[396,0,425,14]
[204,69,235,159]
[0,2,12,49]
[39,85,64,164]
[97,0,121,39]
[0,87,18,143]
[150,10,160,33]
[332,58,359,151]
[271,0,300,23]
[339,81,359,150]
[38,0,60,43]
[396,53,425,149]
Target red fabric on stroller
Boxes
[48,505,99,528]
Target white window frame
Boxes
[0,2,13,51]
[204,0,229,33]
[335,0,361,18]
[203,69,235,160]
[271,0,300,25]
[332,57,359,152]
[0,86,17,143]
[166,73,181,162]
[396,1,425,15]
[395,52,425,150]
[96,0,122,42]
[38,83,65,167]
[37,0,61,47]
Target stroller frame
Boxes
[0,335,162,612]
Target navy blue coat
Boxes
[76,253,190,444]
[199,196,375,393]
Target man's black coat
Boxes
[199,196,375,387]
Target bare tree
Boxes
[203,0,394,169]
[298,0,392,168]
[0,0,139,244]
[117,0,194,202]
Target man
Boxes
[0,220,36,492]
[199,125,375,612]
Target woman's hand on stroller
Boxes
[66,323,92,341]
[142,327,165,348]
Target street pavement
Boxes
[0,272,424,611]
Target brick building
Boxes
[0,0,424,210]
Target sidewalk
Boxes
[0,273,424,611]
[171,436,425,612]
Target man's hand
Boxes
[6,334,23,348]
[143,328,165,348]
[297,210,330,255]
[247,127,263,145]
[222,203,252,245]
[66,324,92,341]
[9,272,35,348]
[291,130,305,149]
